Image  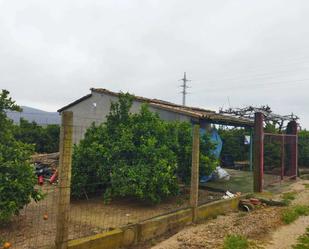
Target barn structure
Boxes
[57,88,253,144]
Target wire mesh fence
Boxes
[263,133,297,188]
[198,131,255,197]
[5,111,304,248]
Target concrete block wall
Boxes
[67,197,241,249]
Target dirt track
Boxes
[148,180,309,249]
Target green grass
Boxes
[303,184,309,189]
[282,192,297,206]
[292,227,309,249]
[223,235,249,249]
[282,205,309,224]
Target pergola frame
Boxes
[189,116,254,222]
[189,111,298,222]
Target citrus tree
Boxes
[0,90,40,223]
[72,93,217,203]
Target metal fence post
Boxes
[55,111,73,249]
[253,112,264,192]
[190,123,200,222]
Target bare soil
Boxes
[0,185,222,249]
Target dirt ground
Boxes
[145,179,309,249]
[0,185,222,249]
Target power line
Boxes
[179,72,190,106]
[195,78,309,93]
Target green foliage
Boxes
[223,235,249,249]
[299,130,309,168]
[293,227,309,249]
[72,93,217,204]
[281,191,297,205]
[172,122,218,184]
[13,118,60,153]
[281,205,309,224]
[0,90,40,223]
[218,128,250,161]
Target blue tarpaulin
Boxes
[200,128,223,183]
[200,128,222,159]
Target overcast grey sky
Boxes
[1,0,309,127]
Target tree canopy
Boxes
[0,90,41,223]
[71,93,217,204]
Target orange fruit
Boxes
[43,214,48,220]
[3,242,12,248]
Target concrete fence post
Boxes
[55,111,73,249]
[190,123,200,222]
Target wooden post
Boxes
[190,123,200,222]
[55,111,73,249]
[253,112,264,192]
[287,120,298,179]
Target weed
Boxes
[281,205,309,224]
[292,227,309,249]
[303,184,309,189]
[223,234,249,249]
[282,209,299,224]
[294,205,309,216]
[281,192,297,206]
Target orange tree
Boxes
[0,90,41,223]
[71,93,217,204]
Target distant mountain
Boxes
[6,106,60,125]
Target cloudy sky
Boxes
[1,0,309,127]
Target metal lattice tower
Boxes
[180,72,190,106]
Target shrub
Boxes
[0,90,41,223]
[71,93,217,203]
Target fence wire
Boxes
[263,133,297,188]
[5,112,305,248]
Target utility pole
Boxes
[180,72,190,106]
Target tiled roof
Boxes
[58,88,254,127]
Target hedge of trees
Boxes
[218,124,309,169]
[0,90,42,223]
[13,119,59,153]
[71,93,218,204]
[299,130,309,167]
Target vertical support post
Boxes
[249,129,253,172]
[190,123,200,223]
[280,136,285,181]
[287,120,298,179]
[253,112,264,192]
[55,111,73,249]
